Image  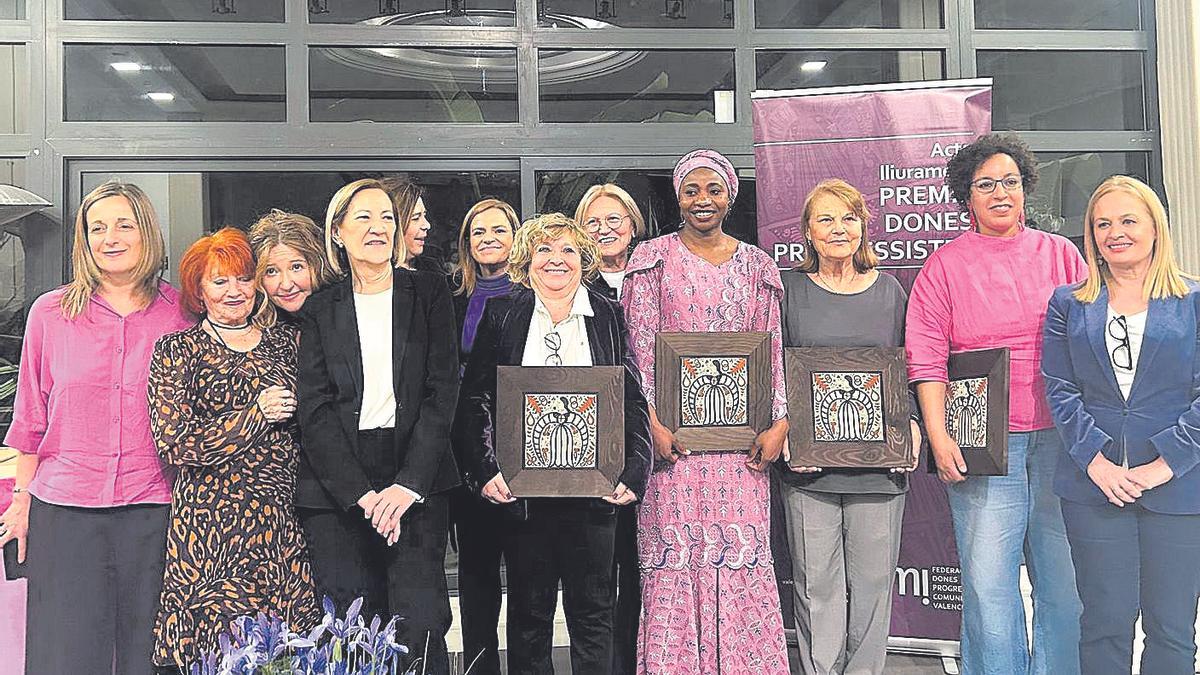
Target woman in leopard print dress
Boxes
[147,228,321,669]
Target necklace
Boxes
[816,268,860,294]
[207,317,252,330]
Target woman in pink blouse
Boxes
[0,181,191,675]
[622,149,790,674]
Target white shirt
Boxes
[521,288,594,367]
[354,288,396,430]
[1105,306,1147,401]
[600,270,627,300]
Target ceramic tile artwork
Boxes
[522,393,598,469]
[811,371,885,442]
[679,356,749,427]
[946,376,988,448]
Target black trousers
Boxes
[24,496,170,675]
[299,488,452,675]
[505,503,617,675]
[449,486,509,675]
[611,504,641,675]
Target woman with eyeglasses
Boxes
[454,213,651,673]
[906,133,1087,675]
[1043,176,1200,675]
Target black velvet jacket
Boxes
[452,285,652,502]
[295,269,461,510]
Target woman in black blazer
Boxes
[296,178,460,675]
[454,212,652,674]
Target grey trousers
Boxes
[781,486,906,675]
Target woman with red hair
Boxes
[146,227,320,669]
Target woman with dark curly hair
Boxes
[906,133,1086,675]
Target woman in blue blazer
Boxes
[1043,175,1200,675]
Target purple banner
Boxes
[753,80,992,644]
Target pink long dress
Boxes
[621,233,789,675]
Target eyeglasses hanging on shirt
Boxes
[544,331,563,367]
[1108,315,1132,371]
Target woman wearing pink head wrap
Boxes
[621,149,790,674]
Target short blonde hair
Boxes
[323,179,407,276]
[249,209,339,325]
[1074,175,1191,303]
[573,183,647,239]
[62,181,168,319]
[453,198,521,297]
[796,179,879,274]
[508,213,600,288]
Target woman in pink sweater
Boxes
[906,134,1086,675]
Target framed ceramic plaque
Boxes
[655,332,774,452]
[785,347,913,468]
[496,365,624,497]
[931,347,1010,476]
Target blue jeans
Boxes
[1062,500,1200,675]
[946,429,1082,675]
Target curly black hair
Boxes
[944,133,1039,209]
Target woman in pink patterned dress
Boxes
[621,149,790,674]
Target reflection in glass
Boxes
[755,0,942,28]
[536,169,758,244]
[0,45,27,134]
[65,0,285,21]
[64,44,286,122]
[537,0,732,29]
[978,51,1145,131]
[0,159,28,439]
[756,50,943,90]
[974,0,1140,30]
[538,50,735,123]
[1027,152,1150,239]
[310,47,518,123]
[0,0,22,20]
[309,0,516,25]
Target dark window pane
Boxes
[64,44,286,122]
[538,50,735,123]
[310,47,518,123]
[0,44,28,133]
[975,0,1140,30]
[1027,151,1150,239]
[537,0,732,29]
[757,50,943,90]
[66,0,285,22]
[978,51,1146,131]
[0,0,22,19]
[756,0,942,28]
[308,0,516,26]
[536,169,757,244]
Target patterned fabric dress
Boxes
[621,233,789,674]
[147,322,321,667]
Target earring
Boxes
[333,238,344,248]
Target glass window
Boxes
[756,0,942,29]
[974,0,1140,30]
[65,0,285,22]
[310,47,518,123]
[308,0,517,26]
[756,50,944,90]
[536,168,758,244]
[0,44,28,134]
[538,50,736,123]
[537,0,732,29]
[0,159,30,439]
[0,0,22,20]
[978,51,1146,131]
[1026,151,1150,239]
[64,44,286,122]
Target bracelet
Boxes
[11,487,27,494]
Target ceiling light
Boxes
[145,92,175,102]
[800,60,828,72]
[110,62,145,72]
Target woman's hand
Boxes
[1128,457,1173,491]
[1087,453,1145,507]
[891,419,923,473]
[257,385,297,423]
[0,491,30,563]
[602,482,638,506]
[781,436,822,473]
[650,418,689,464]
[747,419,788,472]
[482,473,517,505]
[364,484,418,544]
[928,432,968,484]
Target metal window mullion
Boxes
[1017,130,1158,153]
[56,22,294,43]
[750,28,951,50]
[0,24,31,42]
[306,24,521,47]
[971,30,1148,51]
[954,0,976,78]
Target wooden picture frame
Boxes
[785,347,913,468]
[496,365,624,497]
[655,332,774,452]
[929,347,1010,476]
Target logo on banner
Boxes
[895,565,963,611]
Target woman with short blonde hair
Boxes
[575,183,645,301]
[323,178,407,277]
[507,212,601,287]
[249,209,339,323]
